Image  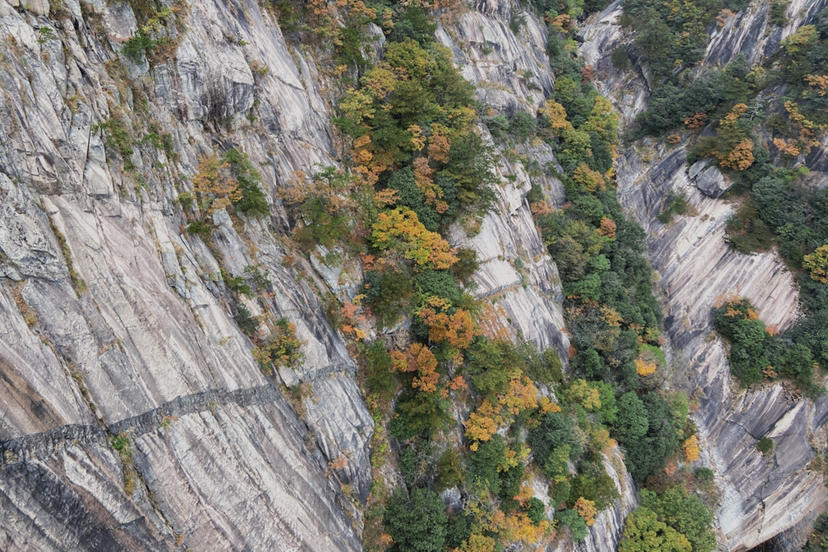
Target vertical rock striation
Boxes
[580,0,828,549]
[440,2,638,550]
[0,0,369,549]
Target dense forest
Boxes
[257,1,780,550]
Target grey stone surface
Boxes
[2,0,824,550]
[0,0,367,548]
[692,162,730,198]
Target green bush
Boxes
[388,167,441,231]
[757,436,774,455]
[713,299,771,386]
[552,478,572,506]
[435,448,463,491]
[615,392,683,482]
[509,111,538,142]
[234,304,258,337]
[224,148,269,217]
[466,337,513,396]
[388,6,437,45]
[445,512,473,549]
[657,193,689,224]
[384,487,448,552]
[694,467,714,483]
[468,434,506,493]
[391,390,450,441]
[725,201,775,254]
[362,268,414,329]
[96,117,135,170]
[556,508,589,541]
[186,220,212,237]
[451,248,480,284]
[123,30,156,62]
[363,341,396,399]
[613,392,648,443]
[640,487,716,552]
[415,269,462,305]
[293,195,351,250]
[619,506,692,552]
[399,443,431,488]
[573,348,607,380]
[525,348,564,385]
[632,59,753,137]
[498,462,525,510]
[803,513,828,552]
[528,412,582,476]
[526,497,545,524]
[770,0,788,26]
[570,460,619,510]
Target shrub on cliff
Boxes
[384,487,448,552]
[619,507,691,552]
[640,487,716,552]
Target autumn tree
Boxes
[619,507,692,552]
[572,163,606,192]
[192,155,242,214]
[567,379,601,410]
[713,104,755,171]
[391,343,440,392]
[371,207,458,269]
[683,435,700,462]
[418,302,475,349]
[803,245,828,284]
[465,400,500,446]
[458,534,496,552]
[539,99,573,137]
[574,497,597,526]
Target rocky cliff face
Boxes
[0,0,370,549]
[581,1,828,549]
[3,0,820,550]
[0,0,646,550]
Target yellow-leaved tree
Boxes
[371,207,458,269]
[803,244,828,283]
[192,155,242,214]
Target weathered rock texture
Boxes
[5,0,822,549]
[0,0,370,549]
[0,0,611,550]
[439,3,638,550]
[581,0,828,549]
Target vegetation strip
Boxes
[267,1,714,549]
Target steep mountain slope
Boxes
[0,0,371,549]
[0,0,645,549]
[581,0,828,549]
[0,0,824,550]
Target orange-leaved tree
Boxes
[418,304,475,348]
[192,155,242,214]
[371,207,458,269]
[391,343,440,393]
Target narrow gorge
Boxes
[0,0,825,551]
